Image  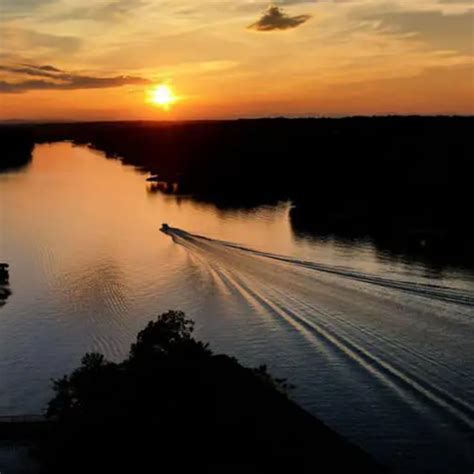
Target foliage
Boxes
[39,311,304,474]
[129,309,211,360]
[36,310,382,473]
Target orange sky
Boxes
[0,0,473,120]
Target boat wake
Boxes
[166,227,474,308]
[162,226,474,472]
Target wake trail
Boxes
[164,227,474,472]
[165,226,474,411]
[169,228,474,308]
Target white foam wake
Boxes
[163,226,474,436]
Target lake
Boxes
[1,142,473,473]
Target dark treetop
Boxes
[35,310,385,474]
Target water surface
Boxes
[1,143,473,473]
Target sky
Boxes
[0,0,473,120]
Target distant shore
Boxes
[2,116,473,269]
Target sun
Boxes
[149,85,177,110]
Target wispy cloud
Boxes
[248,5,311,31]
[0,63,151,93]
[51,0,148,22]
[364,9,474,54]
[0,0,58,18]
[1,26,82,55]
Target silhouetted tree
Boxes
[129,309,211,360]
[37,310,383,474]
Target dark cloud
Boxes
[0,63,151,93]
[0,64,63,79]
[248,5,311,31]
[34,64,63,72]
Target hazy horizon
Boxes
[1,113,473,126]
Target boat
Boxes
[0,263,9,283]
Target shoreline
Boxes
[2,117,473,270]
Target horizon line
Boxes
[1,113,473,126]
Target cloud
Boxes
[0,0,58,17]
[248,5,311,31]
[276,0,317,3]
[32,64,62,72]
[1,27,81,54]
[0,64,63,79]
[364,9,474,54]
[52,0,148,22]
[0,63,151,93]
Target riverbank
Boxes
[23,311,385,474]
[0,374,385,474]
[1,117,473,270]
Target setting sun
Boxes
[149,85,177,110]
[1,0,474,472]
